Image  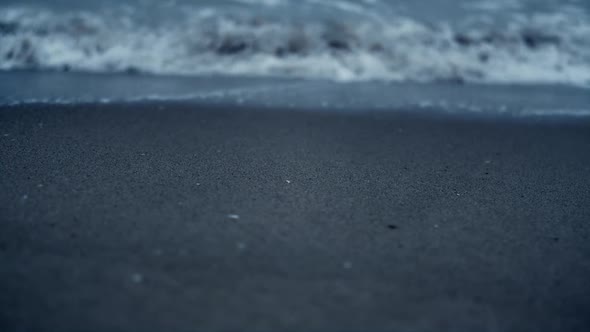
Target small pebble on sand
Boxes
[131,273,143,283]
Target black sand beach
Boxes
[1,103,590,331]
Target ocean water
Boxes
[0,0,589,114]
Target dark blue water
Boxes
[0,0,589,115]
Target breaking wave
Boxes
[1,0,590,86]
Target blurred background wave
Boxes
[1,0,589,86]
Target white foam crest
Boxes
[1,5,589,86]
[464,0,523,12]
[233,0,286,6]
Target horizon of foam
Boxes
[0,1,590,86]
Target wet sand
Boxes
[1,103,590,331]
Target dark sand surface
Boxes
[1,103,590,331]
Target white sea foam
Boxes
[0,1,589,86]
